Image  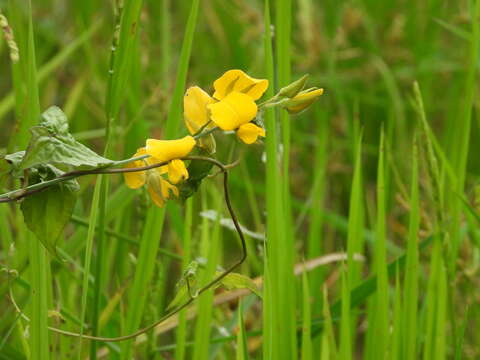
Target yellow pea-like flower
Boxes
[124,153,177,208]
[213,69,269,101]
[147,175,179,208]
[167,159,189,184]
[182,70,268,146]
[183,86,216,153]
[146,136,196,162]
[124,158,147,190]
[207,92,258,131]
[236,123,266,145]
[124,136,196,207]
[184,86,215,134]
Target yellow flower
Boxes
[183,70,268,145]
[184,86,215,133]
[124,136,196,207]
[212,69,269,101]
[236,123,266,145]
[285,88,324,114]
[146,171,179,207]
[167,159,189,184]
[207,92,257,131]
[210,70,268,144]
[183,86,216,153]
[145,136,196,162]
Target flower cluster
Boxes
[184,69,268,145]
[124,69,323,207]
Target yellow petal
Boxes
[146,175,178,207]
[168,159,189,184]
[213,69,268,101]
[184,86,215,135]
[146,136,196,162]
[294,88,324,101]
[161,178,179,199]
[147,184,165,207]
[237,123,266,144]
[123,147,147,189]
[207,92,257,131]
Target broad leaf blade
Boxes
[21,175,79,256]
[19,106,113,170]
[216,272,262,298]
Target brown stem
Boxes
[36,156,247,342]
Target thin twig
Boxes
[15,156,247,342]
[0,155,213,203]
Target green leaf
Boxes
[178,152,214,200]
[3,151,25,179]
[4,150,25,168]
[215,272,262,298]
[167,261,200,311]
[19,106,113,170]
[20,165,79,256]
[236,301,249,360]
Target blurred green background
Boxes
[1,0,480,359]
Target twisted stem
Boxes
[4,155,247,343]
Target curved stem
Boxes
[8,156,247,343]
[0,155,208,202]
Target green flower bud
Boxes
[277,74,309,98]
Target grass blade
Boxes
[24,1,50,358]
[192,190,221,360]
[339,264,351,360]
[236,300,249,360]
[371,127,389,359]
[77,175,103,356]
[391,269,402,360]
[403,136,420,359]
[262,1,284,359]
[320,285,337,360]
[301,270,312,360]
[275,0,297,356]
[446,0,480,274]
[175,197,193,360]
[164,0,200,138]
[119,207,166,359]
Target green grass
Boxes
[23,2,50,359]
[2,0,480,359]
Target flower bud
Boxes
[277,74,309,98]
[284,88,324,114]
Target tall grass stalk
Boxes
[236,301,249,360]
[22,1,50,358]
[301,270,312,360]
[262,1,282,359]
[192,190,221,359]
[274,0,297,358]
[346,132,364,354]
[120,207,166,359]
[447,0,480,274]
[164,0,199,137]
[403,137,420,359]
[320,285,337,360]
[391,270,402,360]
[372,127,388,359]
[339,264,351,360]
[307,107,329,315]
[175,197,193,360]
[90,0,143,357]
